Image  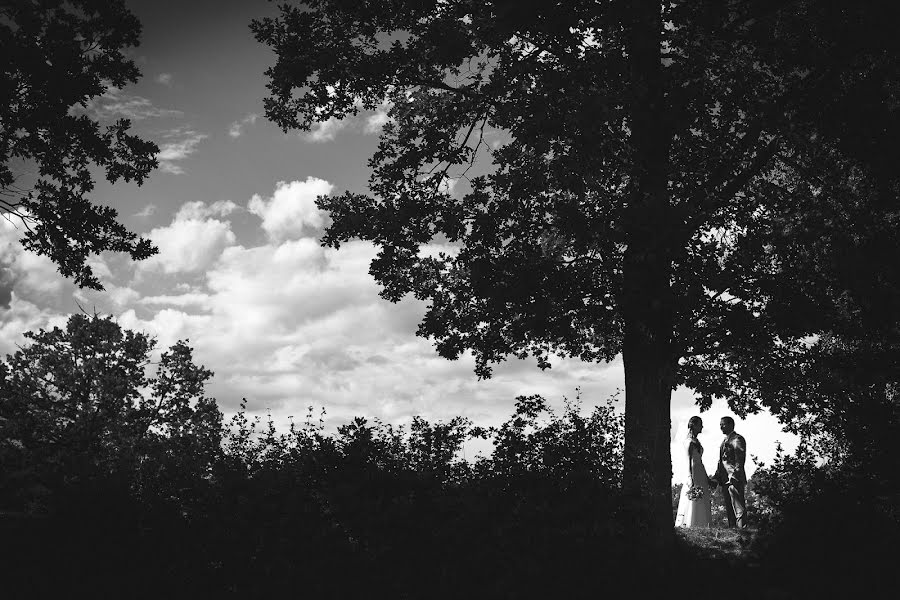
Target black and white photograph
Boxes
[2,1,898,597]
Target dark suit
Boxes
[714,432,747,528]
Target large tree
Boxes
[252,0,897,543]
[1,0,158,289]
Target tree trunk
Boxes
[621,254,676,546]
[622,1,677,548]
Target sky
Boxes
[0,0,798,477]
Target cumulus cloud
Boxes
[247,178,334,241]
[228,113,259,138]
[0,219,67,304]
[118,307,214,353]
[157,128,208,174]
[123,216,607,425]
[120,235,467,417]
[205,238,369,334]
[0,295,69,358]
[140,201,237,274]
[0,220,71,356]
[74,281,140,313]
[0,266,12,309]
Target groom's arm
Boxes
[729,436,747,483]
[714,457,726,482]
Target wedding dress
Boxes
[675,438,712,528]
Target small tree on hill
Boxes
[0,314,221,513]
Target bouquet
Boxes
[686,484,704,500]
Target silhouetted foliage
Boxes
[0,0,158,288]
[750,441,900,597]
[706,7,900,579]
[0,313,222,514]
[196,393,627,598]
[0,322,637,598]
[252,0,900,541]
[0,315,894,597]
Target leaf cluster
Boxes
[1,0,158,288]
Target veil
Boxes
[671,417,694,485]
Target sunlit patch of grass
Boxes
[675,526,758,562]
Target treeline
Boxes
[1,315,897,598]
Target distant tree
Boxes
[1,0,158,289]
[0,314,221,512]
[252,0,899,544]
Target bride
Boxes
[675,416,713,528]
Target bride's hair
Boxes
[687,416,702,436]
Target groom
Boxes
[713,417,747,529]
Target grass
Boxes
[671,527,790,600]
[676,525,758,560]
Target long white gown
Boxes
[675,438,712,528]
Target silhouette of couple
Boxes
[674,416,747,529]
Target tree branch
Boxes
[683,135,781,234]
[412,78,489,102]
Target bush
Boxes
[192,393,628,598]
[750,441,900,595]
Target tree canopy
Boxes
[0,313,221,512]
[253,0,899,540]
[1,0,158,289]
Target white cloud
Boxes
[118,307,214,353]
[134,204,157,218]
[124,224,596,424]
[306,116,350,142]
[176,200,239,220]
[80,87,183,121]
[74,281,140,312]
[364,100,393,134]
[1,219,67,303]
[156,73,173,86]
[305,101,393,142]
[157,128,208,174]
[247,178,334,241]
[205,239,370,334]
[140,292,211,309]
[140,201,237,274]
[84,256,113,281]
[0,220,71,355]
[439,177,458,195]
[228,113,259,138]
[106,284,141,307]
[0,294,68,358]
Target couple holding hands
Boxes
[675,415,747,529]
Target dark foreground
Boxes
[2,382,897,598]
[2,510,897,600]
